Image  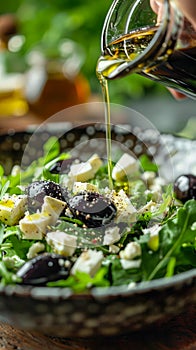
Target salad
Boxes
[0,136,195,292]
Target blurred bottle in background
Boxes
[25,38,90,119]
[0,14,29,118]
[0,13,90,126]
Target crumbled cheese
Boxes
[69,162,94,182]
[109,189,137,223]
[103,226,120,246]
[72,182,98,194]
[71,249,104,277]
[41,196,66,225]
[142,171,156,186]
[138,200,157,214]
[46,230,77,256]
[112,153,139,181]
[109,244,120,254]
[143,224,161,251]
[19,212,51,240]
[120,259,141,270]
[149,177,166,193]
[0,195,27,226]
[119,241,141,260]
[26,242,45,259]
[60,174,74,190]
[88,154,103,173]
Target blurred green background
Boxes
[0,0,167,102]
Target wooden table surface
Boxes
[0,305,195,350]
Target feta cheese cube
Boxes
[69,162,94,182]
[88,154,103,173]
[27,242,45,259]
[71,249,104,277]
[109,244,120,254]
[69,153,102,183]
[72,182,98,194]
[41,196,66,225]
[112,153,139,181]
[0,195,27,226]
[103,226,120,246]
[19,212,51,240]
[110,189,137,223]
[46,230,77,256]
[120,259,141,270]
[119,241,141,260]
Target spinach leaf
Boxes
[140,200,196,281]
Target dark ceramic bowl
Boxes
[0,122,195,337]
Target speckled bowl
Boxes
[0,122,195,337]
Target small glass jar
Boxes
[98,0,196,99]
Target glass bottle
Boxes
[97,0,196,99]
[0,14,29,117]
[25,39,90,119]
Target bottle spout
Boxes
[97,54,133,80]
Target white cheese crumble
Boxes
[109,244,120,254]
[41,195,66,226]
[46,230,77,256]
[103,226,120,246]
[27,242,45,259]
[71,249,104,277]
[109,189,137,223]
[19,212,51,240]
[142,224,162,251]
[120,259,141,270]
[69,154,103,182]
[112,153,139,181]
[72,182,98,194]
[0,194,27,226]
[119,241,141,260]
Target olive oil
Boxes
[97,25,196,187]
[97,71,113,189]
[97,26,196,95]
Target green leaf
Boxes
[0,261,20,285]
[47,267,110,292]
[5,234,35,260]
[139,154,159,172]
[0,223,5,245]
[43,136,60,164]
[110,257,141,286]
[0,180,10,199]
[145,200,196,280]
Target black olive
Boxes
[49,158,79,174]
[174,174,196,203]
[26,180,69,212]
[16,253,72,285]
[68,191,117,228]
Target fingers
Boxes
[168,88,187,100]
[150,0,163,14]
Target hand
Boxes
[150,0,196,30]
[150,0,196,99]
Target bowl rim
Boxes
[0,268,195,301]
